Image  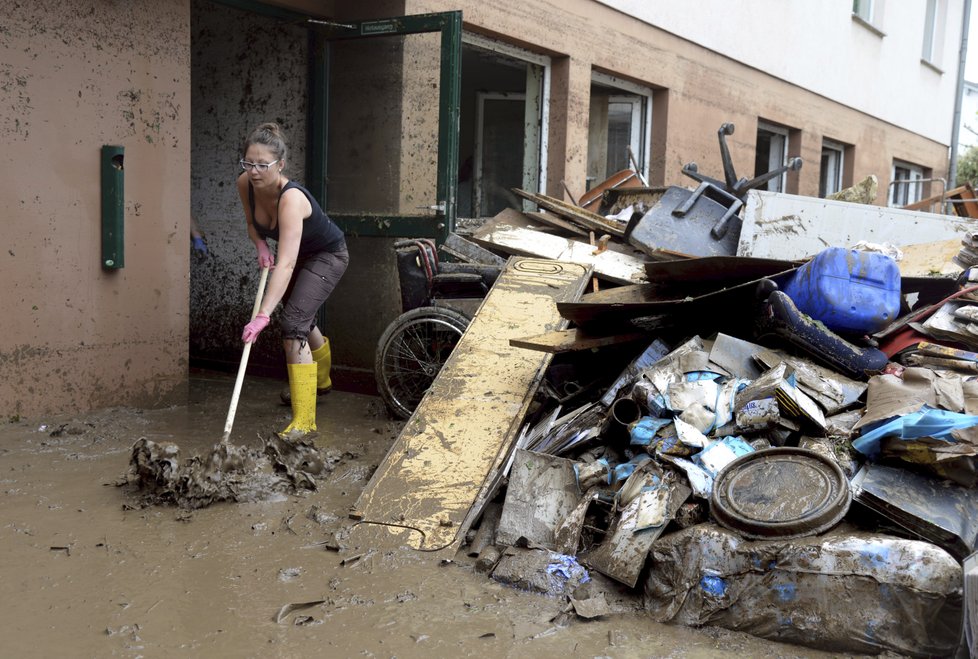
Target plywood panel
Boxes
[350,258,591,552]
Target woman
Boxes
[238,122,348,438]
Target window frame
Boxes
[589,70,653,186]
[852,0,886,35]
[921,0,946,70]
[819,139,845,198]
[890,161,924,206]
[756,121,789,193]
[853,0,875,22]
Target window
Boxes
[921,0,945,66]
[459,33,550,218]
[754,122,789,193]
[587,71,652,190]
[853,0,886,31]
[890,161,924,206]
[853,0,874,22]
[819,140,845,198]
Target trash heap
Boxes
[434,176,978,657]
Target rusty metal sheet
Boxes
[350,258,591,552]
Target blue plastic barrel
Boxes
[782,247,901,334]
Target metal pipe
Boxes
[610,396,641,426]
[949,0,972,189]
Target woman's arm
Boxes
[257,188,311,317]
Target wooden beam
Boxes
[509,328,647,353]
[513,188,627,237]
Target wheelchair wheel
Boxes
[375,306,470,420]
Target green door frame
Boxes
[207,2,461,242]
[311,13,461,242]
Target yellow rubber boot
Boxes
[280,339,333,406]
[311,338,332,393]
[281,362,317,437]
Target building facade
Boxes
[1,0,965,417]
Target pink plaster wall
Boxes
[1,0,191,418]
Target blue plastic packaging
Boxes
[782,247,900,334]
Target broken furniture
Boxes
[470,208,648,285]
[681,123,803,202]
[619,122,801,259]
[623,183,743,257]
[577,168,644,213]
[903,182,978,219]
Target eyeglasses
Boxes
[239,159,280,172]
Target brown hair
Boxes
[242,122,288,161]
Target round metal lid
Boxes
[710,447,851,539]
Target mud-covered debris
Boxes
[273,599,325,624]
[121,434,331,509]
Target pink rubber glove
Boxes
[256,240,275,269]
[242,313,270,343]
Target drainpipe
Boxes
[949,0,972,190]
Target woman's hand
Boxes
[256,240,275,269]
[242,313,270,343]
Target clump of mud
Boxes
[121,434,334,509]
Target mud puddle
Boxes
[0,371,867,657]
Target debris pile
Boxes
[359,135,978,657]
[123,434,331,509]
[352,124,978,656]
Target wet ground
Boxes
[1,371,872,658]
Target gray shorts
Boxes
[279,249,349,340]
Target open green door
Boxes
[307,12,461,242]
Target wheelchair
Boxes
[374,239,500,419]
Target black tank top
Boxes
[249,181,346,256]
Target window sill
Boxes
[921,58,944,75]
[851,14,886,38]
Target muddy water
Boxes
[0,372,864,658]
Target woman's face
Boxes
[242,144,282,187]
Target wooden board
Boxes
[524,210,589,237]
[471,216,648,286]
[578,169,643,212]
[509,328,647,353]
[512,188,627,237]
[349,258,591,553]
